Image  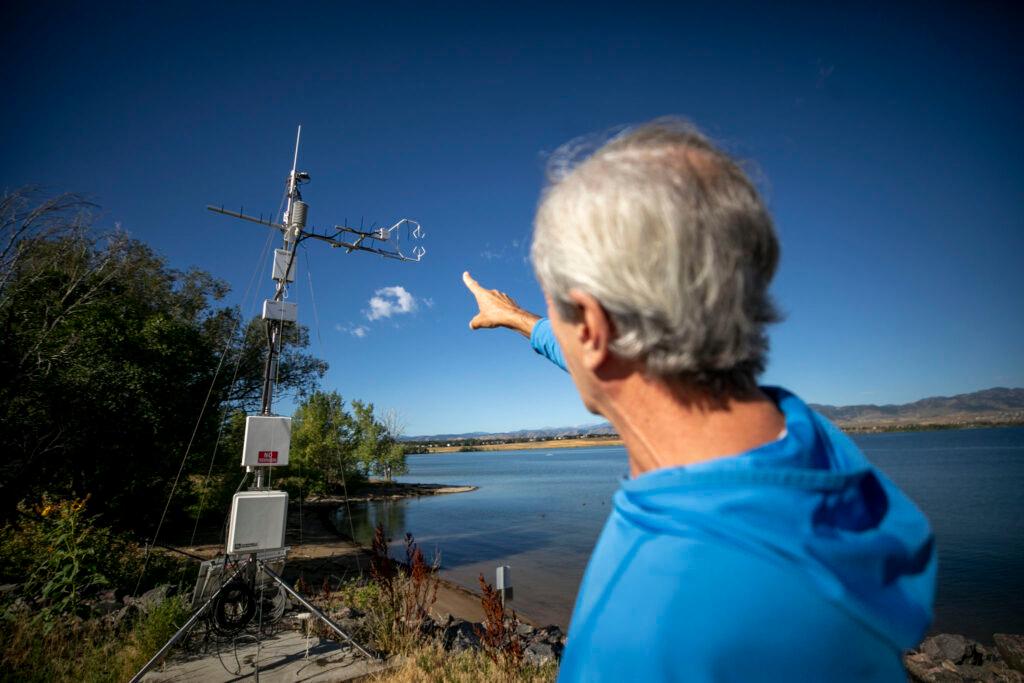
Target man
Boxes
[463,120,935,681]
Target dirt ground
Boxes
[173,483,491,624]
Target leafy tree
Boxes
[288,394,408,490]
[0,188,327,532]
[289,390,361,494]
[352,401,408,481]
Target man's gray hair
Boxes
[531,119,781,395]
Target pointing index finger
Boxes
[462,271,483,294]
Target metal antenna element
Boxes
[206,127,426,421]
[207,126,426,264]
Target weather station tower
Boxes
[131,126,425,681]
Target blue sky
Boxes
[3,2,1021,435]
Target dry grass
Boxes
[371,643,557,683]
[0,595,192,682]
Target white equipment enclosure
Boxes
[226,491,289,553]
[262,299,298,323]
[242,415,291,467]
[272,248,296,282]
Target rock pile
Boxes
[436,614,565,665]
[905,633,1024,682]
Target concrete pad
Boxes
[142,630,394,682]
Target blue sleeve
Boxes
[530,318,568,372]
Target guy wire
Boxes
[189,226,277,547]
[304,247,323,348]
[134,223,277,595]
[304,245,360,569]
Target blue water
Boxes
[335,428,1024,641]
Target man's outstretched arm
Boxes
[462,271,567,372]
[462,271,540,337]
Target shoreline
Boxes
[417,421,1024,454]
[302,481,478,504]
[422,437,623,453]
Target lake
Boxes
[334,427,1024,642]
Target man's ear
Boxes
[567,289,613,371]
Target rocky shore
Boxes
[319,604,565,667]
[905,633,1024,682]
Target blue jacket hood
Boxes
[614,387,936,650]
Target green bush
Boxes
[0,496,189,619]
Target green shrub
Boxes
[0,496,190,619]
[2,496,122,617]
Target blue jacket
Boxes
[529,319,936,682]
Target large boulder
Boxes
[516,622,536,639]
[522,624,564,665]
[533,624,565,646]
[524,640,559,667]
[441,618,482,653]
[921,634,983,666]
[906,634,1024,683]
[996,635,1024,674]
[103,603,139,631]
[956,663,1024,682]
[125,584,174,612]
[903,652,963,682]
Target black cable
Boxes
[211,579,257,636]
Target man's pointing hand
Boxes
[462,271,541,338]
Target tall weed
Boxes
[338,524,439,654]
[474,574,525,674]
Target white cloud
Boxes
[366,285,418,321]
[336,323,370,338]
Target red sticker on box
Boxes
[258,450,278,464]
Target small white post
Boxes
[496,565,513,607]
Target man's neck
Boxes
[600,374,786,478]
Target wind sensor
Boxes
[131,127,425,681]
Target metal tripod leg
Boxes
[129,559,250,683]
[257,560,378,661]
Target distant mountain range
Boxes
[809,387,1024,427]
[405,387,1024,442]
